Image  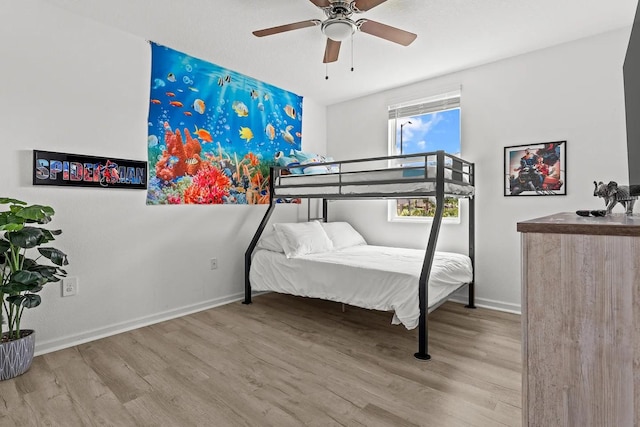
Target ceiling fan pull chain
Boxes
[351,33,354,72]
[325,63,329,80]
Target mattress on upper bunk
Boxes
[249,244,473,330]
[274,167,474,197]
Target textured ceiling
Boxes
[43,0,637,106]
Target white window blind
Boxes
[388,90,461,119]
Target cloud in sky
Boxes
[397,109,460,154]
[398,112,443,141]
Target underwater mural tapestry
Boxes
[146,42,303,205]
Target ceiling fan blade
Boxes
[358,19,417,46]
[323,39,341,63]
[354,0,389,11]
[309,0,331,7]
[253,20,320,37]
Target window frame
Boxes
[387,90,462,224]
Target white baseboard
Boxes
[34,292,248,356]
[448,295,521,315]
[34,291,519,356]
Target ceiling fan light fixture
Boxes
[322,18,355,41]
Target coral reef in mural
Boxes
[155,125,205,181]
[146,42,303,205]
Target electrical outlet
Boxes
[62,277,78,297]
[210,258,218,270]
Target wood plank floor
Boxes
[0,293,521,426]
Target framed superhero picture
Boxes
[504,141,566,196]
[33,150,147,190]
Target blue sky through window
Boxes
[396,108,460,156]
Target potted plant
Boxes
[0,197,68,380]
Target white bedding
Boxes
[274,168,474,197]
[249,245,473,329]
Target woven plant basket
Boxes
[0,330,35,381]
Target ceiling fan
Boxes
[252,0,417,64]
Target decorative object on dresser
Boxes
[593,180,637,215]
[0,198,69,380]
[518,212,639,426]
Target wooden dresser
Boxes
[517,212,640,427]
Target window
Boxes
[388,90,461,222]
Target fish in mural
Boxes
[150,99,161,104]
[193,99,205,114]
[250,89,259,100]
[281,125,295,144]
[239,127,254,142]
[217,75,231,86]
[166,92,176,97]
[296,132,302,138]
[169,101,183,107]
[167,73,176,82]
[232,101,249,117]
[265,123,276,141]
[257,102,264,111]
[284,105,296,119]
[188,87,199,92]
[264,93,270,101]
[194,126,213,142]
[184,111,192,116]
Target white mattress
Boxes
[274,168,474,197]
[249,245,473,329]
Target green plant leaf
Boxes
[0,198,26,206]
[38,247,69,266]
[7,227,46,249]
[7,294,41,309]
[0,211,26,231]
[21,258,38,269]
[16,205,54,224]
[29,264,65,282]
[24,294,41,308]
[39,229,62,243]
[0,222,25,232]
[10,270,46,287]
[1,281,40,294]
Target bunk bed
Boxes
[244,150,476,360]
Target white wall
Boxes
[0,0,326,354]
[327,28,631,313]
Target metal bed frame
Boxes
[243,150,476,360]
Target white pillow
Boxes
[320,222,367,250]
[256,231,284,253]
[273,221,334,258]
